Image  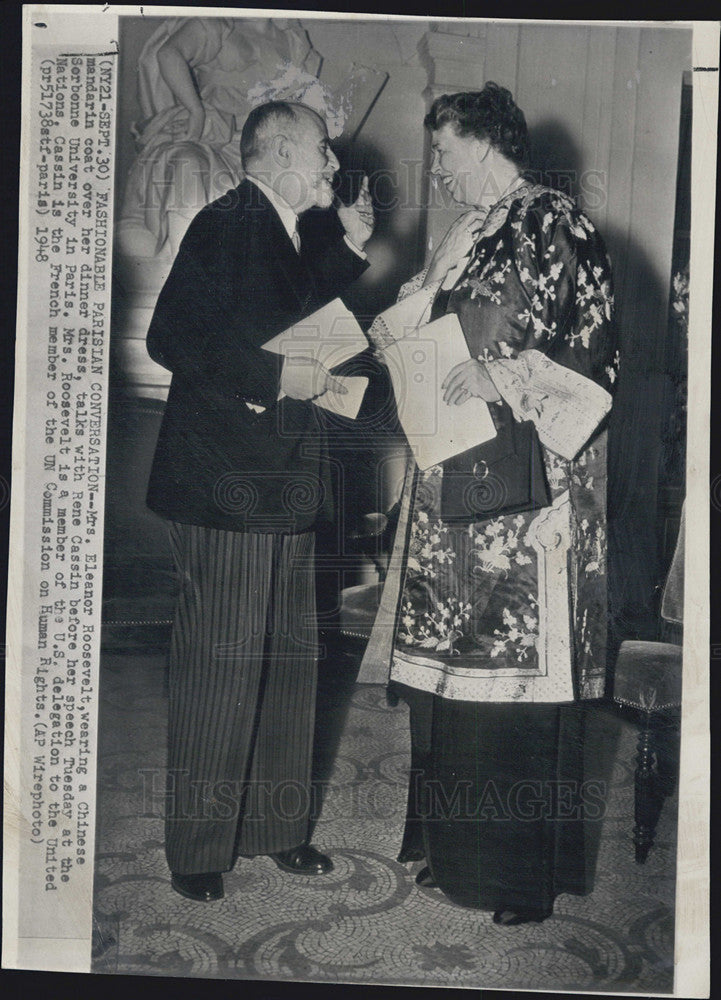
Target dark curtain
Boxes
[606,78,691,672]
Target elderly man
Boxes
[146,101,374,901]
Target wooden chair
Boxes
[612,506,684,863]
[339,512,390,645]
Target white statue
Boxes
[116,17,326,259]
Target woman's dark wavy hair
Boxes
[424,83,530,169]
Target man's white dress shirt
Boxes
[246,174,367,258]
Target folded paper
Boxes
[263,298,369,370]
[263,299,370,417]
[381,313,496,470]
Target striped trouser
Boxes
[165,522,318,875]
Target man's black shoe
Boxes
[270,844,333,875]
[171,871,224,901]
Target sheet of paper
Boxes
[263,297,369,370]
[312,376,369,419]
[382,313,496,470]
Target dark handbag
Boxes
[439,402,552,523]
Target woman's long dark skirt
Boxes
[397,685,592,912]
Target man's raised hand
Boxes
[337,176,375,251]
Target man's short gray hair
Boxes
[240,101,299,170]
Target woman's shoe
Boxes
[492,907,552,926]
[269,844,333,875]
[414,866,438,888]
[397,845,425,864]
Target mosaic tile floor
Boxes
[92,651,677,992]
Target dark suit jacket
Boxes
[146,179,369,533]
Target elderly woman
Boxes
[363,84,618,924]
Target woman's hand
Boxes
[442,358,501,406]
[424,210,486,286]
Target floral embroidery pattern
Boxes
[399,472,472,652]
[672,267,689,327]
[605,350,620,385]
[406,508,457,579]
[491,598,539,661]
[464,250,512,305]
[470,516,534,575]
[544,449,571,494]
[577,517,606,577]
[397,596,472,651]
[569,262,614,350]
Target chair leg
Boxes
[654,711,681,798]
[633,712,662,863]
